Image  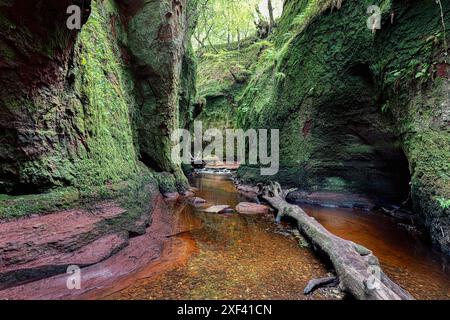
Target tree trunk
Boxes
[304,276,339,295]
[260,182,414,300]
[268,0,275,33]
[237,29,241,50]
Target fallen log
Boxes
[260,182,414,300]
[304,276,339,295]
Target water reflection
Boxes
[304,205,450,299]
[111,174,450,300]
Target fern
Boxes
[275,72,286,81]
[438,198,450,210]
[292,0,344,32]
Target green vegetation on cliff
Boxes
[0,0,198,218]
[194,0,450,254]
[71,0,139,188]
[196,39,272,130]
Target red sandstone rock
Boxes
[203,205,233,214]
[0,195,193,300]
[235,202,271,215]
[0,202,130,289]
[163,193,181,201]
[188,197,208,208]
[183,191,196,198]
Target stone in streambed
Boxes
[188,197,208,208]
[203,205,233,214]
[182,189,197,198]
[235,202,270,215]
[163,193,181,201]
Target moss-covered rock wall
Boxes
[122,0,194,184]
[0,0,93,193]
[194,39,272,131]
[236,0,450,253]
[0,0,196,196]
[375,0,450,254]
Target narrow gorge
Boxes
[0,0,449,301]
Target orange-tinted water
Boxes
[109,175,339,300]
[304,205,450,299]
[110,175,450,300]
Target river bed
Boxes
[108,174,450,300]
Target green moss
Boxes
[154,170,189,194]
[180,42,198,129]
[234,0,450,252]
[70,0,139,188]
[237,0,384,194]
[0,39,15,60]
[196,40,273,131]
[0,188,80,220]
[123,0,196,177]
[98,166,159,235]
[0,165,158,221]
[438,198,450,210]
[374,0,450,251]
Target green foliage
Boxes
[292,0,343,32]
[259,43,287,70]
[438,198,450,210]
[192,0,284,49]
[197,40,271,98]
[192,0,260,49]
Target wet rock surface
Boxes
[188,197,208,208]
[0,195,191,300]
[163,193,181,201]
[0,202,128,288]
[235,202,271,215]
[203,205,233,214]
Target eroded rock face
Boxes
[0,0,196,194]
[0,194,192,300]
[237,0,450,253]
[375,1,450,253]
[0,0,92,193]
[121,0,195,180]
[0,0,144,193]
[0,201,132,289]
[239,0,411,203]
[0,0,197,286]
